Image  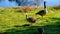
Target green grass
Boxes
[0,7,60,34]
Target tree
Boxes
[35,0,43,7]
[35,0,39,7]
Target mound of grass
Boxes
[0,6,60,34]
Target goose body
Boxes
[26,15,38,23]
[36,9,46,16]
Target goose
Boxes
[36,1,48,18]
[25,13,39,26]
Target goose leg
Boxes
[30,23,34,26]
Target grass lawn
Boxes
[0,6,60,34]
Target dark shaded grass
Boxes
[49,18,60,20]
[0,24,60,34]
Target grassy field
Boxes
[0,6,60,34]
